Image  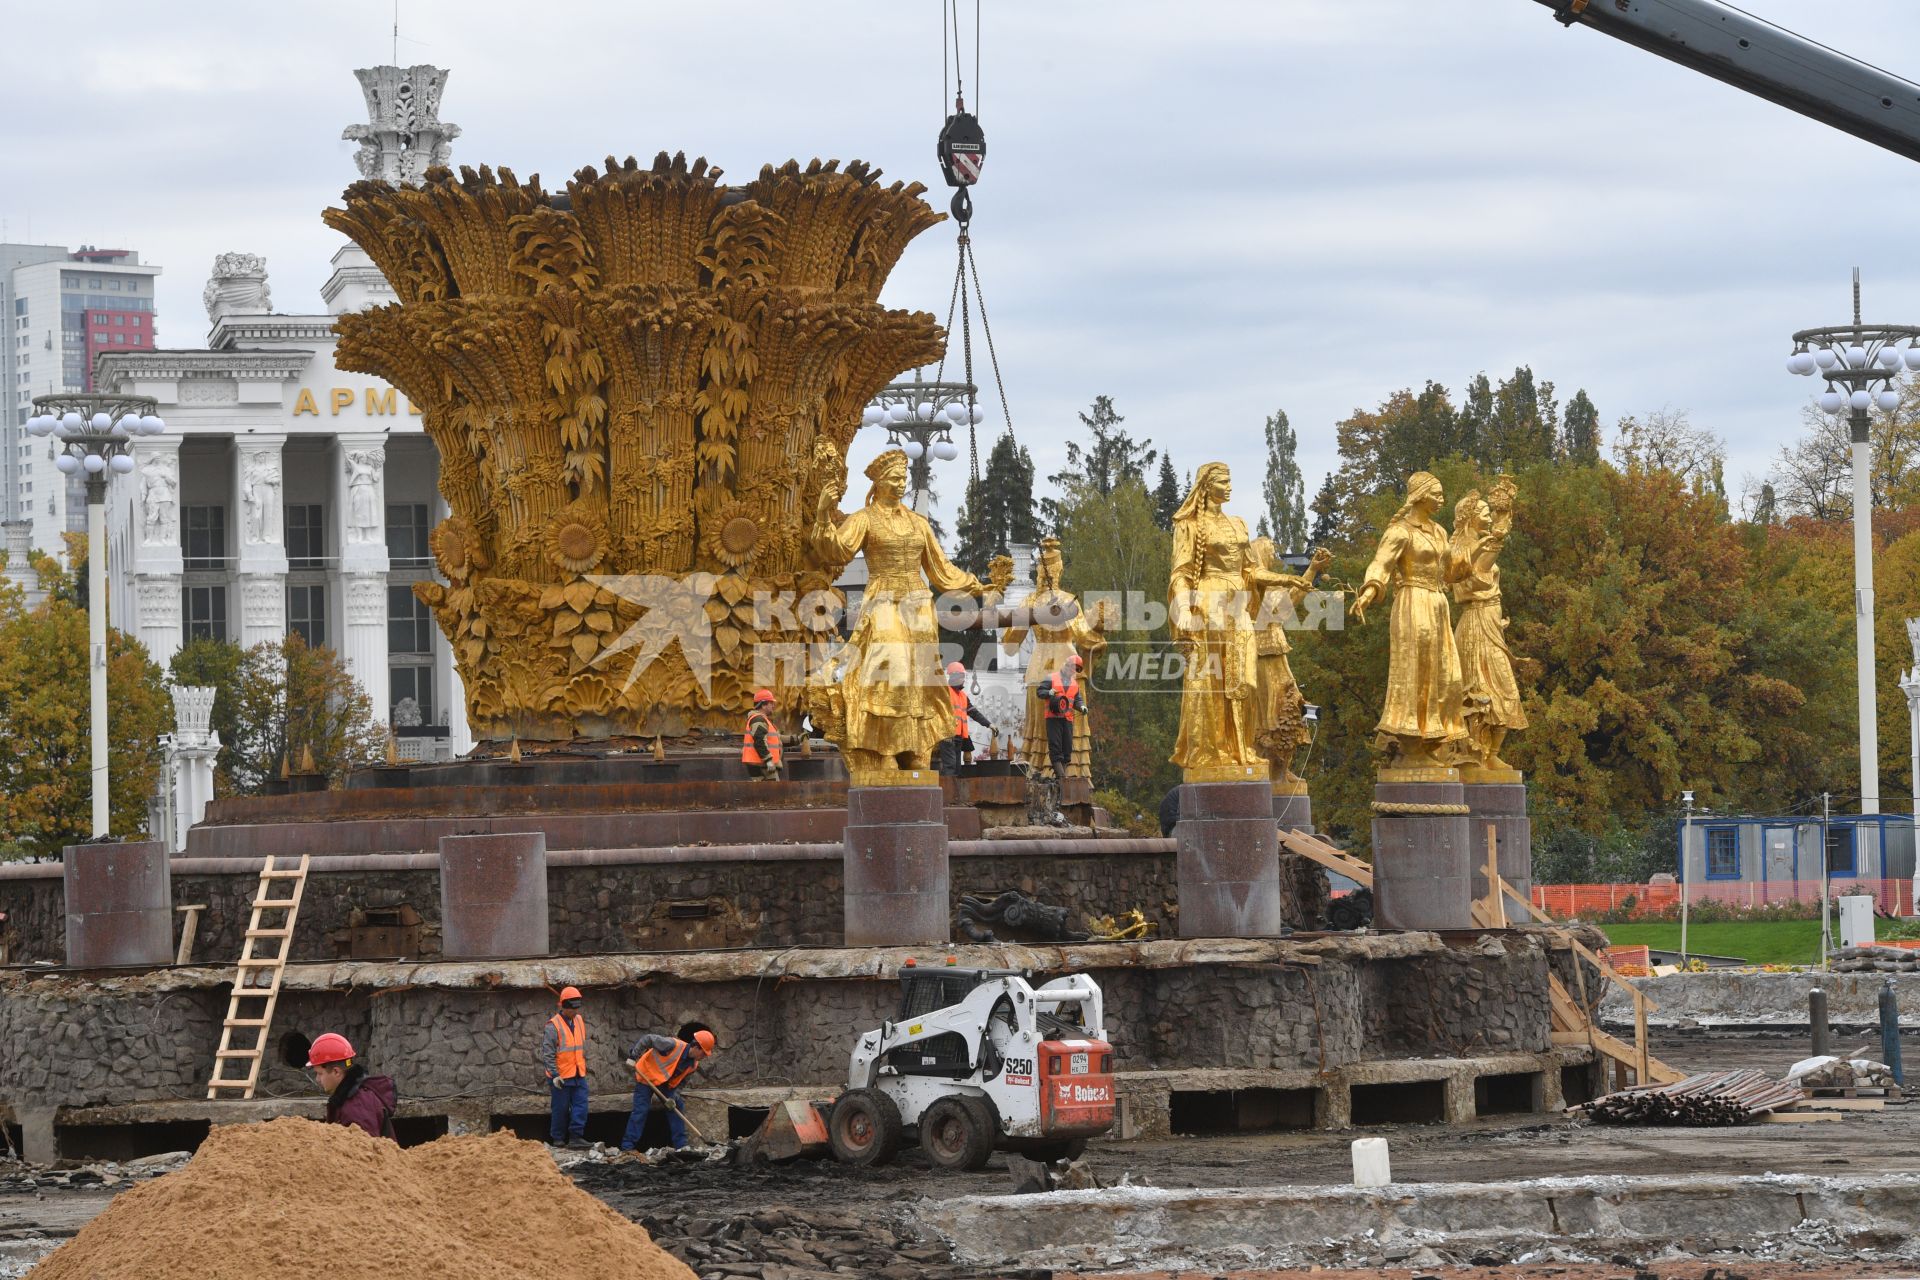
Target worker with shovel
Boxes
[620,1028,716,1151]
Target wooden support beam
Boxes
[1277,829,1373,889]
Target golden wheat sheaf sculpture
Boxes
[327,154,946,741]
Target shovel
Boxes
[637,1072,706,1145]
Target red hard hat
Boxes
[307,1032,355,1067]
[558,986,582,1003]
[1068,655,1084,668]
[753,688,775,704]
[946,662,965,676]
[693,1030,716,1054]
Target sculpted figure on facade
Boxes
[202,253,272,323]
[1008,538,1109,781]
[1168,463,1300,777]
[141,455,178,547]
[1246,537,1331,787]
[1451,477,1527,775]
[1351,470,1471,772]
[243,454,282,545]
[344,449,384,543]
[809,448,1006,781]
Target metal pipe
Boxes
[87,478,108,837]
[1879,978,1905,1086]
[1810,986,1830,1058]
[1851,426,1880,815]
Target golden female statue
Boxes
[1350,470,1470,771]
[810,448,1003,781]
[1247,537,1331,786]
[1007,537,1110,781]
[1168,463,1289,777]
[1451,477,1527,774]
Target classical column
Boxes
[131,437,183,668]
[1372,766,1475,931]
[335,433,390,724]
[168,684,221,851]
[232,434,288,648]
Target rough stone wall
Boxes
[0,977,225,1111]
[1,847,1338,965]
[1362,937,1551,1057]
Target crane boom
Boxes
[1534,0,1920,163]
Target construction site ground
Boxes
[5,1030,1918,1278]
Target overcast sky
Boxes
[9,0,1920,527]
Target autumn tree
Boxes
[0,586,172,857]
[1610,407,1725,490]
[1767,385,1920,519]
[171,633,383,794]
[1260,408,1308,552]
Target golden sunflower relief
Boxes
[332,153,947,742]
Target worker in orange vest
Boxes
[620,1028,717,1150]
[937,661,993,774]
[1037,655,1086,783]
[541,986,590,1148]
[742,689,783,782]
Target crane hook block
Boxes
[938,110,986,189]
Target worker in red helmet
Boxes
[541,986,591,1149]
[307,1032,397,1139]
[742,689,783,782]
[620,1027,717,1151]
[936,661,992,774]
[1038,655,1087,782]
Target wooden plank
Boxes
[1551,1030,1592,1046]
[1798,1098,1884,1111]
[1276,830,1373,889]
[1483,826,1506,928]
[1760,1111,1845,1124]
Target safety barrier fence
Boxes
[1531,878,1918,919]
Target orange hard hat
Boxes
[693,1029,716,1054]
[945,662,965,676]
[558,986,582,1004]
[1068,655,1084,668]
[307,1032,355,1067]
[753,688,775,704]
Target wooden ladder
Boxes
[207,855,311,1100]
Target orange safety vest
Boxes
[1044,671,1080,723]
[949,685,973,739]
[634,1039,698,1089]
[549,1013,586,1080]
[742,709,783,767]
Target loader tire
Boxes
[1018,1137,1087,1163]
[828,1088,902,1167]
[923,1096,995,1171]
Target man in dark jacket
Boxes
[308,1031,398,1139]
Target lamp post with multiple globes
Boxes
[1786,278,1920,817]
[862,376,984,515]
[23,394,166,838]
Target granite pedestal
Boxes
[1463,776,1532,914]
[844,784,950,946]
[1176,779,1282,937]
[439,832,550,958]
[1371,776,1474,931]
[63,840,173,968]
[1272,783,1314,833]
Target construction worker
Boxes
[541,986,591,1149]
[307,1032,397,1139]
[1037,655,1087,783]
[619,1028,716,1151]
[937,661,993,774]
[742,689,783,782]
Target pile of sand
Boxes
[28,1118,694,1280]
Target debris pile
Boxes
[26,1119,693,1280]
[1787,1054,1900,1091]
[1575,1069,1805,1125]
[1832,945,1920,973]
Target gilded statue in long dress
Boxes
[1168,463,1295,777]
[1007,538,1109,780]
[1247,537,1331,786]
[810,448,1001,781]
[1350,470,1471,771]
[1451,477,1527,774]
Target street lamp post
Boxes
[1680,789,1695,964]
[1787,275,1920,817]
[1902,617,1920,824]
[24,394,166,838]
[862,375,984,516]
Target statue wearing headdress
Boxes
[1246,537,1331,787]
[810,447,1006,781]
[1350,470,1471,772]
[1006,537,1110,781]
[1450,476,1526,775]
[1168,463,1297,777]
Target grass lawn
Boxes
[1598,918,1899,967]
